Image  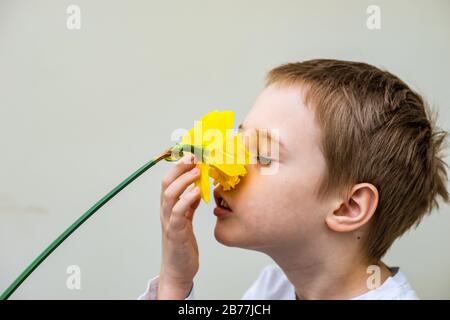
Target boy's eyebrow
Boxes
[238,123,287,155]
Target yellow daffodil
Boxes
[174,110,251,203]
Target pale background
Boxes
[1,0,449,299]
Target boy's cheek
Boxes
[241,192,299,228]
[233,166,319,222]
[254,189,322,234]
[216,194,321,248]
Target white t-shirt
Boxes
[139,264,419,300]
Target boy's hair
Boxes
[266,59,449,260]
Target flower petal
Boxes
[209,166,242,191]
[205,132,252,176]
[194,163,211,203]
[201,110,234,138]
[181,110,234,148]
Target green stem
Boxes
[1,147,185,300]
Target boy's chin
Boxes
[213,219,259,249]
[214,221,237,247]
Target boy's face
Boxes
[213,84,333,253]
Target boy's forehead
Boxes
[241,84,321,154]
[246,84,308,125]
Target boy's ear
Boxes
[325,183,379,233]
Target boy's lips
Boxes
[213,189,233,217]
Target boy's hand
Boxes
[158,154,201,299]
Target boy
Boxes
[140,59,448,300]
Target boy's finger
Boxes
[170,187,201,230]
[185,197,201,221]
[161,167,200,217]
[160,154,196,206]
[161,154,196,192]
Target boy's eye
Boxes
[256,155,272,166]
